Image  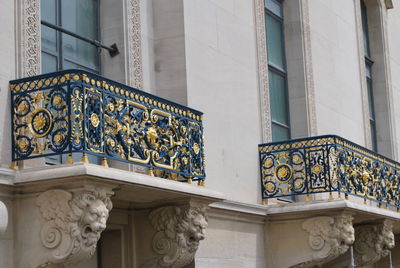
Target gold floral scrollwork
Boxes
[28,108,53,138]
[90,113,100,128]
[275,163,293,182]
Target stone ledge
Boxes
[266,200,400,223]
[8,163,224,206]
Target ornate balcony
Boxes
[10,70,205,183]
[259,135,400,208]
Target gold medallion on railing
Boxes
[275,163,293,182]
[311,164,323,175]
[90,113,100,128]
[28,108,53,138]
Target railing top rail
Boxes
[9,69,203,117]
[258,134,400,169]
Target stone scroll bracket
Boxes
[353,220,394,267]
[266,212,355,268]
[0,200,8,234]
[323,220,395,268]
[14,185,114,268]
[138,201,209,268]
[292,213,355,268]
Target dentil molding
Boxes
[36,187,113,267]
[142,204,208,268]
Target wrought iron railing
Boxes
[10,70,205,183]
[259,135,400,208]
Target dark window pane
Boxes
[269,70,289,125]
[370,120,377,151]
[367,78,375,120]
[42,52,57,73]
[265,14,285,70]
[272,123,290,141]
[41,0,56,23]
[61,0,98,40]
[64,60,98,73]
[61,0,99,70]
[265,0,283,18]
[361,0,371,57]
[41,26,57,52]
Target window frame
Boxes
[265,0,291,142]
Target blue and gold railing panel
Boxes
[259,135,400,208]
[10,70,205,182]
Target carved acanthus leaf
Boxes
[36,187,113,267]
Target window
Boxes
[360,0,378,151]
[41,0,100,164]
[265,0,290,142]
[41,0,100,73]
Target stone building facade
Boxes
[1,0,400,267]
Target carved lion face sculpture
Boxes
[337,215,355,245]
[80,199,110,247]
[182,210,208,252]
[381,222,395,250]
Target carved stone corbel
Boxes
[0,200,8,233]
[36,187,113,267]
[354,220,395,267]
[292,213,355,267]
[142,204,208,268]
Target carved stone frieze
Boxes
[354,220,395,267]
[143,204,208,268]
[293,213,355,267]
[127,0,144,89]
[36,187,113,267]
[18,0,41,77]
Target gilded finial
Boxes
[262,199,268,205]
[329,192,334,201]
[66,153,74,164]
[81,153,89,164]
[187,178,193,184]
[306,193,311,203]
[101,157,108,167]
[148,168,154,177]
[10,161,18,170]
[345,193,349,200]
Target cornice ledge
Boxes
[14,163,225,202]
[0,168,16,185]
[266,200,400,220]
[209,199,268,216]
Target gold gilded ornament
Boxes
[90,113,100,128]
[53,96,63,106]
[17,102,29,114]
[192,143,200,155]
[311,164,323,175]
